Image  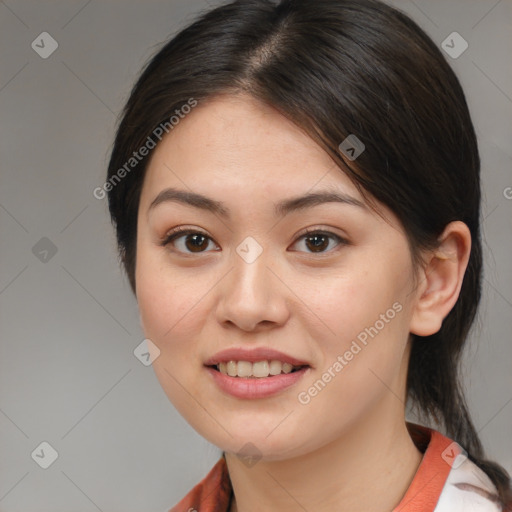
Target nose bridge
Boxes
[216,235,289,330]
[231,235,272,299]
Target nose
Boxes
[215,243,290,332]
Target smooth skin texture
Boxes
[135,93,471,512]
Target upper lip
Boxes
[204,347,310,367]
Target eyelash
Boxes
[159,226,349,256]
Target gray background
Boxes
[0,0,511,511]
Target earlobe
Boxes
[409,221,472,337]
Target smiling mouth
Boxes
[207,360,308,378]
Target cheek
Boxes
[298,261,407,342]
[295,256,412,396]
[135,249,211,417]
[295,308,410,440]
[137,277,206,350]
[136,245,202,350]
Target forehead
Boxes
[141,93,362,203]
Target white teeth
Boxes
[269,360,282,375]
[226,361,237,377]
[252,361,269,377]
[216,360,303,378]
[237,361,252,378]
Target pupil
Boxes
[307,234,328,252]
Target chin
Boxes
[208,428,311,462]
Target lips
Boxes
[205,364,311,399]
[204,347,311,367]
[204,347,311,399]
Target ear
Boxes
[409,221,472,336]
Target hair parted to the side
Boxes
[106,0,511,505]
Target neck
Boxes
[225,406,423,512]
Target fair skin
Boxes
[135,93,471,512]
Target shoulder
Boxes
[399,423,504,512]
[434,448,502,511]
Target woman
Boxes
[105,0,512,510]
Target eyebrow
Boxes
[147,186,366,220]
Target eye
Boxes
[160,227,219,254]
[160,226,348,255]
[290,228,347,254]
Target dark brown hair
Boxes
[106,0,511,505]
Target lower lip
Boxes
[205,366,310,399]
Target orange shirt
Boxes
[169,423,505,512]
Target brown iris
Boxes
[184,233,209,252]
[304,233,330,252]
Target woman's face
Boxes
[135,93,422,459]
